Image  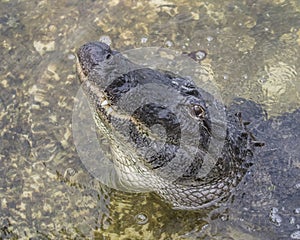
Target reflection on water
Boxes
[0,0,299,239]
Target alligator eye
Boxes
[192,105,205,119]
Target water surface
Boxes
[0,0,299,239]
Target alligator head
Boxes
[76,42,257,210]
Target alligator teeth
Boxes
[101,100,109,107]
[106,107,113,115]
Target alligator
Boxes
[76,41,299,211]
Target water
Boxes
[0,0,299,239]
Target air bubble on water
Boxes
[207,36,214,42]
[135,213,148,225]
[141,37,148,44]
[68,53,75,60]
[195,51,206,61]
[99,35,112,46]
[165,40,173,48]
[64,168,76,178]
[223,74,229,80]
[220,213,229,221]
[258,75,267,83]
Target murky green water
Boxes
[0,0,299,239]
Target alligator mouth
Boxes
[76,55,88,83]
[76,63,156,137]
[76,57,115,122]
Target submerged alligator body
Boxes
[76,42,298,210]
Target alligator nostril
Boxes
[106,53,112,60]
